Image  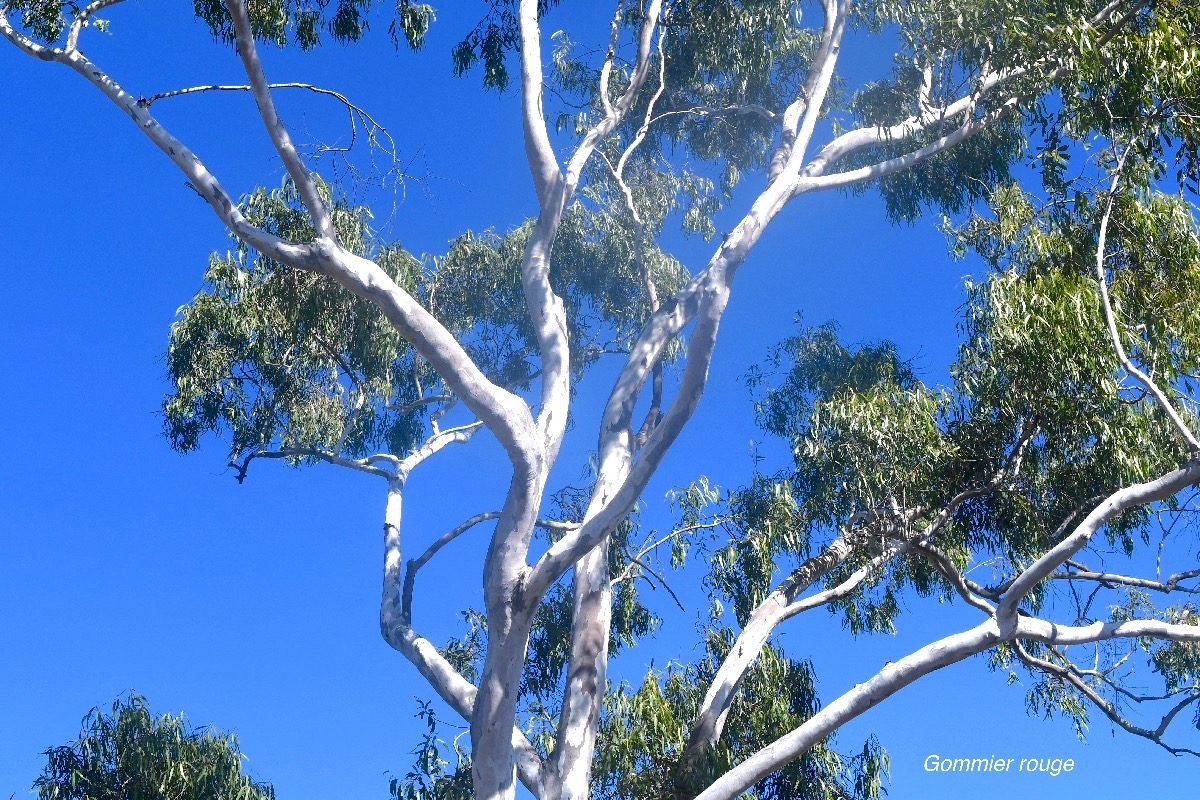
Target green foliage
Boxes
[593,633,889,800]
[450,0,562,91]
[164,179,428,462]
[656,1,823,175]
[33,694,275,800]
[165,180,688,466]
[430,204,689,389]
[4,0,68,42]
[1151,606,1200,696]
[712,175,1200,640]
[192,0,433,51]
[28,0,1197,792]
[390,701,473,800]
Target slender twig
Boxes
[230,446,398,483]
[1048,567,1200,594]
[1013,640,1200,758]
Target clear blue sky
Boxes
[0,3,1195,798]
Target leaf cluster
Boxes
[164,179,428,462]
[33,694,275,800]
[712,182,1200,639]
[593,632,889,800]
[192,0,433,51]
[165,180,688,466]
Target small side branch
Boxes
[1013,640,1200,758]
[398,420,484,474]
[1047,567,1200,594]
[999,463,1200,625]
[377,484,546,797]
[403,513,578,624]
[230,446,398,482]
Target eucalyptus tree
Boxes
[34,695,276,800]
[2,1,1200,800]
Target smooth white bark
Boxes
[3,1,1182,798]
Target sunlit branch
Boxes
[596,0,625,120]
[377,482,546,797]
[1016,613,1200,647]
[1047,567,1200,594]
[398,420,484,474]
[684,431,1035,766]
[768,0,844,182]
[230,446,398,483]
[225,0,334,241]
[999,463,1200,625]
[793,0,1144,195]
[602,25,669,451]
[403,511,577,624]
[66,0,123,51]
[1093,151,1200,453]
[693,619,1003,800]
[0,13,320,267]
[775,0,850,181]
[517,0,564,206]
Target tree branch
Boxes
[684,433,1033,768]
[402,511,577,625]
[998,462,1200,627]
[1047,567,1200,595]
[792,0,1145,195]
[1015,613,1200,647]
[230,446,397,483]
[66,0,123,51]
[693,619,1003,800]
[225,0,334,241]
[517,0,563,207]
[1093,152,1200,453]
[1012,640,1200,757]
[377,482,546,797]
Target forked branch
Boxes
[1012,640,1200,757]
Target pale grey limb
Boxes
[1047,567,1200,594]
[376,481,547,799]
[998,450,1200,626]
[402,512,578,625]
[65,0,124,51]
[226,0,335,240]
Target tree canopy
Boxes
[34,695,276,800]
[3,1,1200,799]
